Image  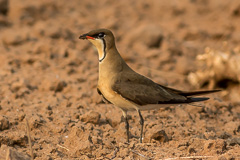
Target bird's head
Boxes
[79,29,116,62]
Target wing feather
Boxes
[112,72,187,105]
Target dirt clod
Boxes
[80,110,101,124]
[6,148,31,160]
[0,115,9,131]
[150,130,169,143]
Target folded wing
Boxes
[112,72,188,105]
[112,72,220,106]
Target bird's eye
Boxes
[98,32,105,38]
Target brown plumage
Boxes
[79,29,220,143]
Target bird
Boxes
[79,29,220,143]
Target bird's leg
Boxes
[138,109,144,143]
[122,110,129,143]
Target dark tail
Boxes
[187,97,209,103]
[179,89,221,97]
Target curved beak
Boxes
[79,34,95,40]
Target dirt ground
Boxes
[0,0,239,159]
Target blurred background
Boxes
[0,0,239,159]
